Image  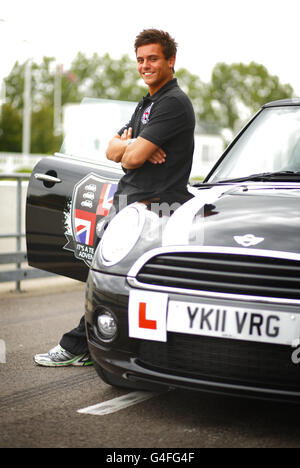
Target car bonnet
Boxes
[162,183,300,255]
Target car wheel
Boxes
[93,362,164,392]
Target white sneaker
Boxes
[34,345,93,367]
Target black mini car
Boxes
[26,98,300,401]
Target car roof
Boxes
[263,98,300,108]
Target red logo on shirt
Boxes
[141,103,154,124]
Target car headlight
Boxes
[99,203,146,265]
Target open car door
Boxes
[26,98,136,282]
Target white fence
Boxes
[0,152,45,173]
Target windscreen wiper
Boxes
[216,171,300,184]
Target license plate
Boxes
[167,301,300,346]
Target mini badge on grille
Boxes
[234,234,264,247]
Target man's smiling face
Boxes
[136,43,175,96]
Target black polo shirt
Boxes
[113,78,195,210]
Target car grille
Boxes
[135,251,300,301]
[138,333,300,391]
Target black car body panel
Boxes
[26,154,121,281]
[192,184,300,253]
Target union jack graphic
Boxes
[64,173,119,267]
[97,183,118,217]
[74,209,96,247]
[141,103,154,124]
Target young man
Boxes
[107,29,195,212]
[34,29,195,367]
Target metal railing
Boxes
[0,173,54,292]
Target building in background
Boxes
[192,133,223,180]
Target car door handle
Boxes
[34,173,62,184]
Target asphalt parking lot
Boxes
[1,277,300,449]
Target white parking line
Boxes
[0,340,6,364]
[77,391,160,416]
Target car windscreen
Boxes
[59,97,136,165]
[207,106,300,183]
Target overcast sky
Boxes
[1,0,300,94]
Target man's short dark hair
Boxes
[134,29,177,59]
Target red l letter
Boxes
[138,302,157,330]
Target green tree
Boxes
[176,68,221,134]
[209,62,294,136]
[1,53,147,153]
[5,57,57,110]
[0,103,22,152]
[30,104,63,154]
[69,52,146,102]
[2,57,64,153]
[0,54,295,154]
